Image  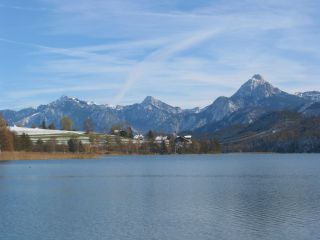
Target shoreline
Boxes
[0,152,101,161]
[1,151,318,161]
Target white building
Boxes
[133,134,144,141]
[9,126,91,145]
[154,136,170,145]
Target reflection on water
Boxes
[0,154,320,240]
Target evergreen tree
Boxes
[119,130,127,138]
[68,137,82,152]
[48,122,56,130]
[40,120,47,129]
[35,139,44,152]
[146,130,155,140]
[68,138,76,152]
[16,133,32,151]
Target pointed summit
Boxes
[142,96,159,105]
[244,74,269,89]
[141,96,169,109]
[232,74,282,100]
[251,74,264,81]
[140,96,182,113]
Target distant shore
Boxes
[0,152,101,161]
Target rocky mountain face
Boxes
[189,74,307,134]
[231,74,283,104]
[295,91,320,102]
[0,95,186,133]
[117,96,184,133]
[302,102,320,117]
[1,96,121,132]
[0,75,318,134]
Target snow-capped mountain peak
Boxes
[50,96,97,108]
[248,74,267,88]
[251,74,264,81]
[53,96,81,104]
[142,96,161,106]
[141,96,181,113]
[141,96,173,110]
[232,74,282,102]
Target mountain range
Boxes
[1,74,319,137]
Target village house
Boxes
[173,135,193,153]
[154,136,170,146]
[133,134,144,141]
[175,135,192,146]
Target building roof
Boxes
[155,136,168,141]
[9,126,85,136]
[133,134,144,140]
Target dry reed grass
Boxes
[0,151,101,161]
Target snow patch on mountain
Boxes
[232,74,282,101]
[295,91,320,102]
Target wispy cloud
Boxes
[0,4,49,11]
[6,83,122,98]
[1,0,319,109]
[114,29,220,103]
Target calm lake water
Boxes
[0,154,320,240]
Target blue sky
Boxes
[1,0,320,109]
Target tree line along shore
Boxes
[0,115,221,160]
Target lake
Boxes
[0,154,320,240]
